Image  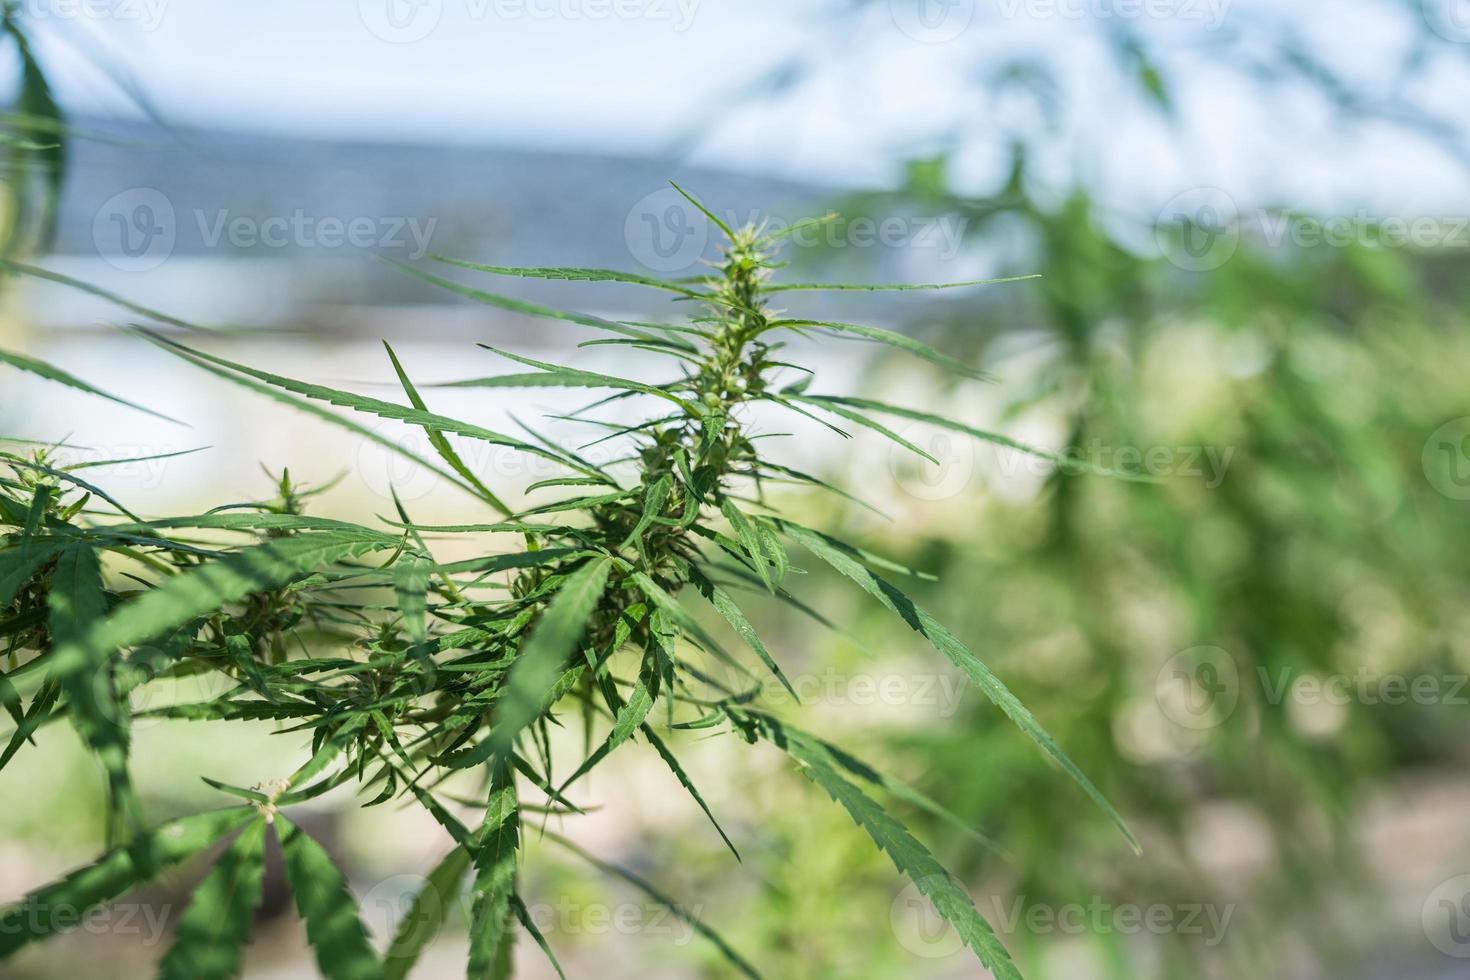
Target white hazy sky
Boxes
[9,0,1470,214]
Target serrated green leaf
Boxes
[785,395,938,464]
[131,334,486,501]
[137,331,579,473]
[0,346,185,423]
[48,532,398,684]
[775,520,1138,854]
[432,257,705,298]
[622,475,672,552]
[685,563,794,697]
[747,712,1020,979]
[48,544,140,838]
[467,765,519,980]
[380,257,656,342]
[545,830,761,980]
[384,845,471,980]
[276,817,383,980]
[383,341,511,514]
[642,725,739,860]
[764,319,988,380]
[720,500,772,592]
[478,346,702,416]
[479,557,612,765]
[509,895,567,980]
[799,395,1157,481]
[0,807,254,958]
[394,556,431,645]
[157,819,267,980]
[0,542,61,607]
[765,274,1038,292]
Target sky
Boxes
[6,0,1470,215]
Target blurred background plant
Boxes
[3,1,1470,977]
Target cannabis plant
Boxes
[0,187,1133,980]
[1,5,65,255]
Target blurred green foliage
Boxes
[692,151,1470,978]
